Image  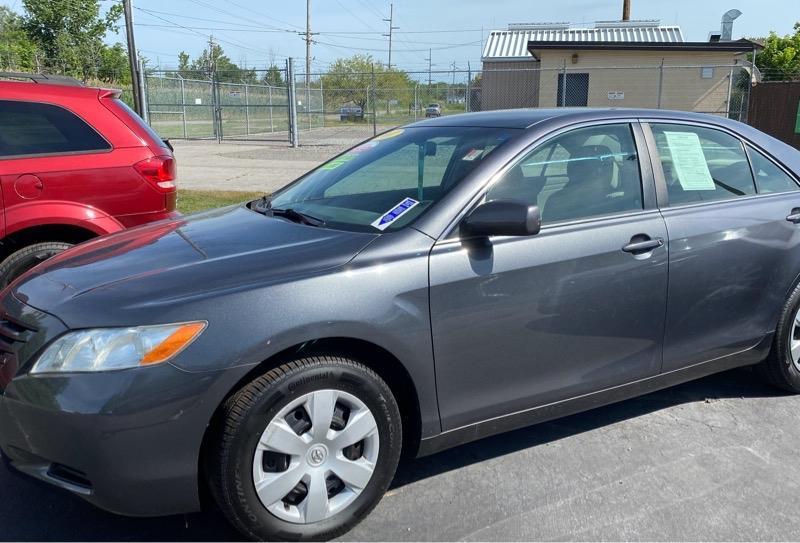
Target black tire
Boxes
[757,281,800,392]
[0,242,73,289]
[210,356,402,541]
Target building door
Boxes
[557,73,589,106]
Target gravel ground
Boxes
[3,367,800,541]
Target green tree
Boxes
[754,23,800,81]
[20,0,128,83]
[262,64,285,87]
[0,6,40,71]
[321,54,413,111]
[190,42,258,83]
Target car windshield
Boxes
[267,126,519,232]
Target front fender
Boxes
[5,200,125,237]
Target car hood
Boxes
[12,204,379,327]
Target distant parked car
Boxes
[0,72,178,287]
[340,105,364,121]
[425,103,442,117]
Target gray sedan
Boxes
[3,108,800,541]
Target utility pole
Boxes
[426,48,432,86]
[383,3,399,70]
[207,35,216,75]
[622,0,631,21]
[122,0,143,116]
[305,0,312,88]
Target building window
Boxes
[700,66,714,79]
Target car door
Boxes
[429,121,669,431]
[643,120,800,372]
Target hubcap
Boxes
[789,306,800,371]
[252,389,380,524]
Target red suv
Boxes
[0,73,178,286]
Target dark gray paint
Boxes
[2,108,800,517]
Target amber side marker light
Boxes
[140,321,207,366]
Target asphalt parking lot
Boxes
[3,367,800,541]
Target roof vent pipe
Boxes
[720,9,742,41]
[622,0,631,21]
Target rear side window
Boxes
[0,100,110,158]
[110,99,169,149]
[650,123,756,206]
[746,145,799,194]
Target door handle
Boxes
[787,208,800,223]
[622,237,664,254]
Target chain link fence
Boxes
[143,61,753,149]
[144,68,291,142]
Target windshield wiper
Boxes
[270,207,326,227]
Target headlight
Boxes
[31,322,206,374]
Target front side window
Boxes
[486,123,643,224]
[747,145,799,194]
[650,123,756,205]
[269,126,519,232]
[0,100,110,158]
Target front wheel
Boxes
[0,242,73,289]
[210,356,402,541]
[758,281,800,392]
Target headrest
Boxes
[566,145,614,185]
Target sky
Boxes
[1,0,797,74]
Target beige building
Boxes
[480,21,760,116]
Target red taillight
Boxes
[134,156,177,192]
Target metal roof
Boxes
[482,21,685,61]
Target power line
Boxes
[222,0,304,30]
[134,23,477,47]
[182,0,293,33]
[135,23,295,34]
[331,0,381,33]
[314,38,481,53]
[134,6,274,55]
[354,0,386,20]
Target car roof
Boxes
[406,107,744,130]
[0,79,107,99]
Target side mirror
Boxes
[462,199,541,238]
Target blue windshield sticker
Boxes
[371,197,419,231]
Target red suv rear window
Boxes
[109,99,170,150]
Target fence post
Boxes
[560,59,567,107]
[306,73,312,130]
[179,75,187,139]
[414,84,418,121]
[210,73,219,142]
[268,85,274,133]
[138,57,150,123]
[244,82,251,137]
[371,63,377,137]
[320,77,325,128]
[466,66,472,112]
[287,58,299,148]
[657,59,665,109]
[726,66,735,119]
